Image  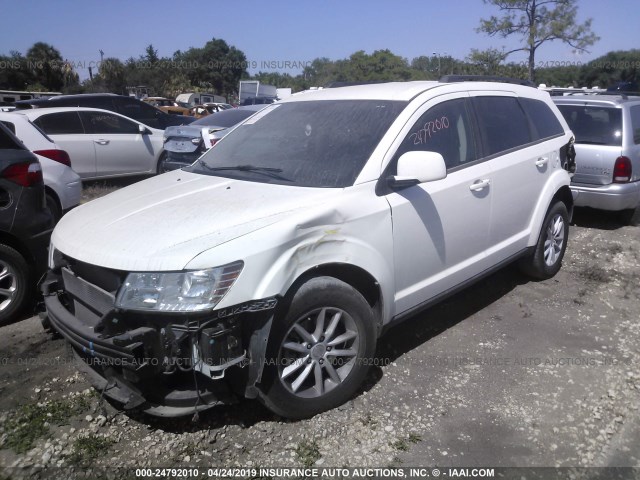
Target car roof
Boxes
[15,107,159,128]
[282,80,545,103]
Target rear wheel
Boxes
[519,202,569,280]
[45,192,62,223]
[0,244,31,325]
[260,277,376,419]
[618,208,636,225]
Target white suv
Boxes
[42,79,575,419]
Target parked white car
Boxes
[0,112,81,221]
[43,79,575,419]
[17,107,166,180]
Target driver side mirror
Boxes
[138,124,151,135]
[387,151,447,189]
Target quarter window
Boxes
[472,96,532,156]
[33,112,84,135]
[395,98,478,170]
[520,98,564,140]
[630,105,640,145]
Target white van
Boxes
[176,92,226,107]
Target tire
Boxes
[519,202,569,280]
[156,152,169,174]
[45,192,62,223]
[0,244,31,326]
[260,277,376,419]
[618,208,636,225]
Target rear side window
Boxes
[520,98,564,140]
[80,111,140,134]
[0,124,21,149]
[630,105,640,145]
[556,105,622,146]
[395,98,478,170]
[33,112,84,135]
[472,96,532,156]
[0,121,16,134]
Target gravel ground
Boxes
[0,181,638,479]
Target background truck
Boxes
[238,81,277,104]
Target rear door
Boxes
[79,111,159,177]
[32,111,97,178]
[471,94,564,260]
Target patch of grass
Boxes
[579,265,610,284]
[67,434,115,465]
[408,433,422,444]
[81,182,115,203]
[3,396,91,453]
[390,439,409,451]
[295,439,321,468]
[360,412,378,429]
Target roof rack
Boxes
[596,91,640,99]
[439,75,535,87]
[325,80,388,88]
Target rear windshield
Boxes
[189,100,407,187]
[556,105,622,146]
[192,108,258,128]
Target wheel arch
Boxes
[527,173,574,246]
[0,232,36,268]
[280,263,385,335]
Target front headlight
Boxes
[115,261,243,312]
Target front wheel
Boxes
[519,202,569,280]
[260,277,376,419]
[156,152,169,174]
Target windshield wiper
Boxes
[198,161,292,181]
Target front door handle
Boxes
[94,139,110,145]
[536,157,549,167]
[469,179,490,191]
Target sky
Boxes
[0,0,636,82]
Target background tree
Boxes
[25,42,65,91]
[478,0,599,82]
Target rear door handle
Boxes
[536,157,549,167]
[94,139,110,145]
[469,179,490,191]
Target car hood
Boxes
[52,170,340,271]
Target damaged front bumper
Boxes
[41,265,276,417]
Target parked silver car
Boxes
[161,105,265,172]
[553,94,640,223]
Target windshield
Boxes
[187,100,406,187]
[556,104,622,146]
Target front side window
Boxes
[33,112,84,135]
[556,104,622,146]
[394,98,478,171]
[472,96,532,156]
[80,111,140,134]
[189,100,407,187]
